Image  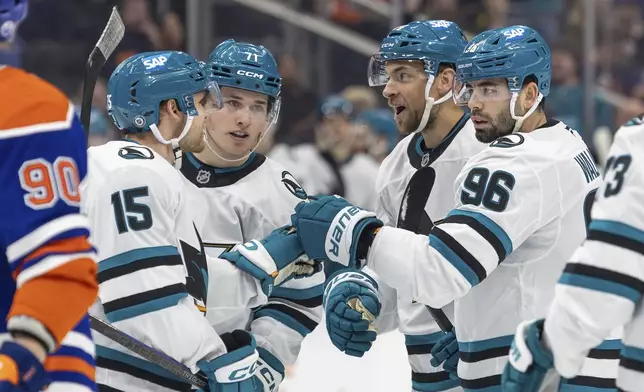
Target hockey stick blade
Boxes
[397,167,454,332]
[89,316,209,390]
[80,6,125,134]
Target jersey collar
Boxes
[406,112,470,169]
[180,152,266,188]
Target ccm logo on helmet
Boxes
[143,55,168,70]
[237,70,264,79]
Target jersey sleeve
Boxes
[365,152,552,308]
[366,185,400,333]
[86,165,224,371]
[0,87,98,354]
[545,125,644,378]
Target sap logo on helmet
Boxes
[503,28,525,40]
[429,20,451,29]
[142,54,169,70]
[237,70,264,79]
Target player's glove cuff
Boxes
[198,330,259,384]
[253,348,285,391]
[221,226,314,296]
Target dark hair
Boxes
[522,75,545,112]
[438,63,455,73]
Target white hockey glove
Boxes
[220,226,322,296]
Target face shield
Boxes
[369,54,453,133]
[453,77,544,133]
[198,81,224,115]
[452,79,513,107]
[202,89,282,164]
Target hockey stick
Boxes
[89,315,209,390]
[396,166,454,332]
[80,6,125,135]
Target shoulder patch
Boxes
[490,134,525,148]
[118,145,155,160]
[281,171,308,200]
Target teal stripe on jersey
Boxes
[429,234,480,286]
[622,345,644,363]
[558,382,617,392]
[590,220,644,245]
[412,378,461,392]
[106,292,187,323]
[595,339,623,351]
[96,345,185,383]
[254,308,310,337]
[559,272,642,303]
[99,246,179,273]
[446,209,513,256]
[271,284,324,300]
[405,332,445,346]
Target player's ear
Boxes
[520,81,539,112]
[436,67,455,96]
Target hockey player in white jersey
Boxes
[502,116,644,392]
[289,26,619,391]
[317,20,483,392]
[85,51,315,392]
[179,40,325,391]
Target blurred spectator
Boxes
[161,12,184,51]
[74,78,116,146]
[107,0,164,75]
[547,44,614,154]
[275,53,319,145]
[341,85,380,114]
[354,109,400,163]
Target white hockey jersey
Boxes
[371,113,483,392]
[83,140,264,392]
[364,120,618,391]
[340,153,380,210]
[545,116,644,392]
[180,152,325,385]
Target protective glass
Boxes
[367,54,427,87]
[197,81,224,114]
[452,79,512,106]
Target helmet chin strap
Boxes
[203,121,274,164]
[510,92,543,133]
[149,115,194,169]
[413,76,453,134]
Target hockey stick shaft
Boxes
[397,167,454,332]
[89,315,209,390]
[80,6,125,135]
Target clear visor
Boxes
[196,81,224,115]
[367,55,427,87]
[452,79,513,106]
[267,96,282,128]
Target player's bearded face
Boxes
[467,79,515,143]
[204,87,270,160]
[383,61,432,135]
